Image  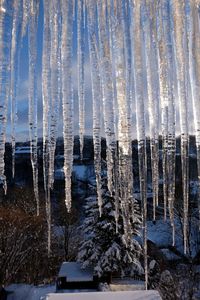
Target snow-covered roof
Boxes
[160,248,182,261]
[58,262,93,282]
[15,147,31,154]
[15,146,41,155]
[46,290,162,300]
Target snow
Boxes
[6,284,161,300]
[54,168,65,180]
[73,165,88,180]
[55,165,93,181]
[160,248,181,261]
[58,262,93,282]
[147,218,200,258]
[45,290,161,300]
[110,280,145,291]
[7,284,55,300]
[15,147,31,154]
[147,220,176,247]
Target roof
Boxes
[58,262,93,282]
[46,290,162,300]
[15,146,41,155]
[15,147,31,154]
[160,248,182,261]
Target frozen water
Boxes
[0,0,200,288]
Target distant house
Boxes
[15,146,31,159]
[56,262,99,290]
[15,146,42,160]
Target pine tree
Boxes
[78,182,143,278]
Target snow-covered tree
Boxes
[78,183,143,277]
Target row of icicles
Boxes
[0,0,200,289]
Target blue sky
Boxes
[7,1,93,142]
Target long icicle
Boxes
[172,0,189,254]
[97,0,117,199]
[107,0,120,229]
[49,0,61,190]
[0,0,13,194]
[77,0,85,160]
[110,0,133,242]
[10,0,23,179]
[28,0,40,216]
[157,0,170,222]
[21,0,29,38]
[188,0,200,227]
[42,0,52,255]
[143,0,160,220]
[130,0,148,290]
[87,0,103,215]
[61,0,74,211]
[119,0,134,237]
[162,0,176,245]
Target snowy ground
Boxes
[46,290,161,300]
[6,284,161,300]
[147,218,200,258]
[7,284,56,300]
[110,278,145,291]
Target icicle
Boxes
[49,0,61,190]
[143,0,160,220]
[87,0,103,216]
[42,0,51,197]
[162,0,176,246]
[187,0,200,228]
[121,0,133,144]
[61,0,74,211]
[172,0,189,254]
[0,0,13,194]
[109,0,133,241]
[28,0,40,216]
[21,0,29,38]
[130,0,148,290]
[156,1,170,222]
[111,1,131,158]
[106,0,121,231]
[97,0,117,198]
[42,0,52,255]
[77,0,85,160]
[10,0,22,179]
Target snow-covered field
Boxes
[110,280,145,291]
[7,284,55,300]
[6,284,161,300]
[46,290,161,300]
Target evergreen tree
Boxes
[78,183,143,277]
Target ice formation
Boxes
[42,0,51,254]
[77,0,85,160]
[10,0,22,178]
[0,0,200,287]
[87,0,103,215]
[28,0,40,216]
[172,0,189,254]
[61,0,74,212]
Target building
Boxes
[56,262,99,290]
